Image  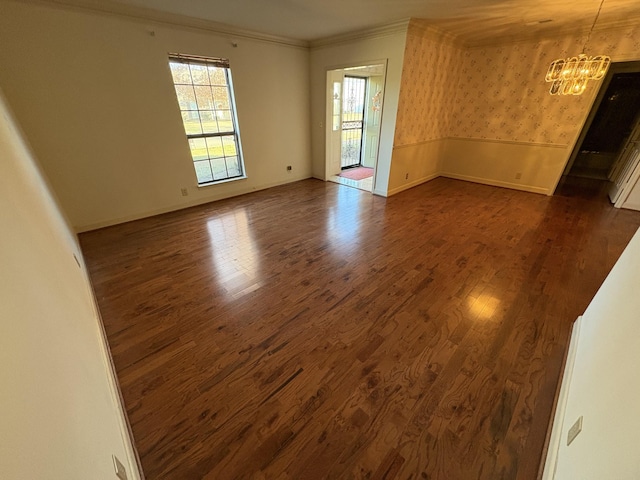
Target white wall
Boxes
[0,90,140,479]
[0,0,311,231]
[388,139,445,195]
[543,227,640,479]
[441,138,570,195]
[309,29,407,196]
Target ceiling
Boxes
[104,0,640,42]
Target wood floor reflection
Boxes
[80,178,640,479]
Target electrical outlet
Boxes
[405,173,409,180]
[181,187,188,197]
[567,416,583,446]
[515,172,522,180]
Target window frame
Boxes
[168,54,247,186]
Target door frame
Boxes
[324,59,388,192]
[556,61,640,182]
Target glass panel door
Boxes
[341,76,367,169]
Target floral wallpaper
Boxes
[394,22,640,148]
[393,21,462,146]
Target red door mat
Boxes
[339,167,373,181]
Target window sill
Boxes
[197,175,248,188]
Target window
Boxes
[168,54,245,185]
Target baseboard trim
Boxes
[440,172,550,195]
[540,316,583,480]
[387,172,439,196]
[75,176,313,232]
[84,268,146,480]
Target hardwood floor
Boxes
[79,178,640,479]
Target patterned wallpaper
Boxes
[394,22,640,147]
[393,21,462,146]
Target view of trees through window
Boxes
[169,56,244,184]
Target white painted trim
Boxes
[75,176,312,232]
[324,69,338,182]
[461,17,640,48]
[90,288,145,480]
[406,19,462,46]
[445,136,568,149]
[310,20,409,49]
[372,188,388,197]
[387,172,440,196]
[440,172,550,195]
[15,0,308,48]
[70,249,145,479]
[15,0,640,52]
[392,137,444,150]
[322,59,389,194]
[541,316,583,480]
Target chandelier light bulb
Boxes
[544,0,610,95]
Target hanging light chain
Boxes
[544,0,611,96]
[583,0,606,53]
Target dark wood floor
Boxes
[80,178,640,480]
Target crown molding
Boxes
[310,19,410,49]
[10,0,310,48]
[459,14,640,48]
[406,19,464,48]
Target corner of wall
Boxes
[540,316,583,480]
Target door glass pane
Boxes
[341,76,366,168]
[332,82,341,132]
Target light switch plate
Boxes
[567,416,583,446]
[112,455,128,480]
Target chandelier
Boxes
[545,0,610,95]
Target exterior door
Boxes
[326,69,344,178]
[362,75,384,168]
[341,76,367,169]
